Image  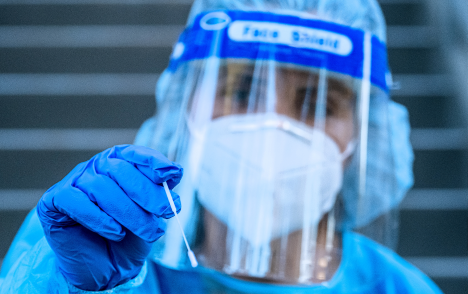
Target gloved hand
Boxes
[37,144,183,291]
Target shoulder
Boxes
[0,237,69,293]
[344,232,443,294]
[0,209,44,279]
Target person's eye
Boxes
[326,92,355,118]
[234,90,249,106]
[309,101,334,118]
[296,87,335,118]
[326,107,335,117]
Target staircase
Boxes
[383,0,468,292]
[0,0,466,293]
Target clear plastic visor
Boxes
[171,57,363,284]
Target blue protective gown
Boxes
[0,209,443,294]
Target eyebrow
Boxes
[327,79,354,100]
[295,82,355,109]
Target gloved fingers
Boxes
[75,167,166,242]
[109,229,161,262]
[160,190,181,219]
[98,158,182,217]
[42,185,126,242]
[105,145,183,188]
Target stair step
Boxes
[0,1,427,26]
[387,26,438,48]
[1,188,466,212]
[0,95,155,129]
[398,210,468,257]
[401,189,468,210]
[0,73,159,95]
[0,25,435,49]
[0,0,193,4]
[0,129,139,150]
[411,129,468,150]
[413,150,468,189]
[393,95,463,129]
[404,257,468,278]
[380,1,428,26]
[0,189,45,211]
[0,4,191,26]
[0,74,450,96]
[388,48,442,74]
[0,48,172,73]
[0,128,466,150]
[0,0,426,4]
[432,278,468,294]
[0,25,184,48]
[390,74,455,97]
[0,150,102,189]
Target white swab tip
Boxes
[188,250,198,268]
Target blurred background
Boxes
[0,0,467,293]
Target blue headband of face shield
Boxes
[167,10,389,93]
[146,10,413,240]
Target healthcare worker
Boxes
[0,0,443,293]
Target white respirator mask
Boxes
[192,113,352,247]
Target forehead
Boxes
[218,62,355,97]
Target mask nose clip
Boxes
[229,114,329,145]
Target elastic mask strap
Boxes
[340,140,357,161]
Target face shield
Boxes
[151,10,396,285]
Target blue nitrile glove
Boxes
[36,144,183,291]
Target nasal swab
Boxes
[162,181,198,268]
